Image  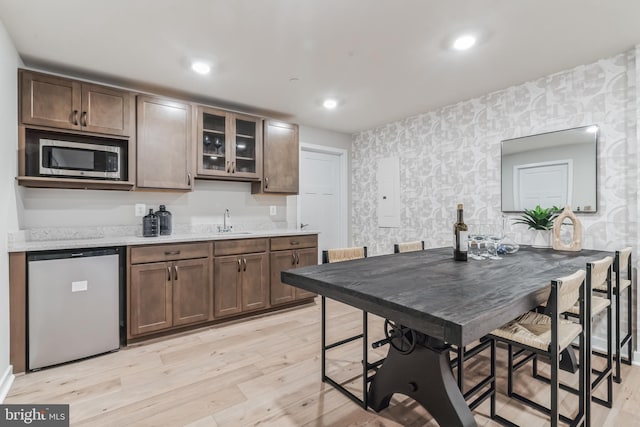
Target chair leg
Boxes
[321,296,326,381]
[490,339,496,418]
[507,344,514,397]
[457,346,464,393]
[615,285,622,384]
[551,344,559,426]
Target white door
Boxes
[300,146,347,263]
[514,160,572,210]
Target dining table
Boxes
[281,246,610,427]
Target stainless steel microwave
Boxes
[39,139,121,179]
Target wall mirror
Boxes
[501,125,598,213]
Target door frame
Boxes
[297,142,349,249]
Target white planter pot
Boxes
[532,229,551,248]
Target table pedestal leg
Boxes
[368,344,477,427]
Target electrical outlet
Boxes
[135,204,146,217]
[270,205,277,216]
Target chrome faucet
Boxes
[218,209,232,233]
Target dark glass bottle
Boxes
[143,209,159,237]
[156,205,172,236]
[453,204,468,261]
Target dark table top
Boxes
[282,246,611,347]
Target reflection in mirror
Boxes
[501,125,598,212]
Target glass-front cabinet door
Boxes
[231,113,262,180]
[196,107,262,180]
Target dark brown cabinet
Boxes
[252,120,299,194]
[137,95,193,190]
[128,243,211,338]
[20,70,132,136]
[269,235,318,306]
[213,238,269,318]
[196,107,262,181]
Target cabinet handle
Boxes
[174,265,178,281]
[187,173,191,186]
[265,177,269,189]
[226,161,231,173]
[237,258,241,272]
[72,110,79,125]
[290,241,300,246]
[164,250,181,255]
[292,253,296,265]
[167,266,172,281]
[296,253,300,264]
[82,111,88,126]
[231,161,236,174]
[243,258,247,271]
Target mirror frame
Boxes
[500,125,598,213]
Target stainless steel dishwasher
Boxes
[28,247,122,370]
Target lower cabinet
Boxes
[214,252,268,318]
[270,235,318,306]
[129,243,211,337]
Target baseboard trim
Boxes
[0,365,14,403]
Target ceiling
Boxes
[1,0,640,134]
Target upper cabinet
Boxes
[196,106,262,181]
[20,70,132,137]
[252,120,299,194]
[137,96,193,190]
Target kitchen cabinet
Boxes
[252,120,299,194]
[213,239,268,318]
[137,95,193,190]
[128,243,211,337]
[20,69,132,136]
[269,235,318,305]
[196,106,262,181]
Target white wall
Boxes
[0,18,22,399]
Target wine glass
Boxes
[467,224,485,260]
[213,137,223,154]
[487,224,504,260]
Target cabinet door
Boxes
[294,247,318,300]
[241,253,269,312]
[130,262,173,336]
[137,95,193,190]
[214,256,242,318]
[172,259,210,326]
[197,107,232,178]
[231,114,262,180]
[81,83,132,136]
[262,120,299,193]
[270,250,297,306]
[21,71,81,130]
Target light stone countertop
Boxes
[8,229,318,253]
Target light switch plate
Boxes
[135,203,146,217]
[270,205,277,216]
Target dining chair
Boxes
[393,240,425,253]
[489,269,588,427]
[536,256,613,425]
[320,246,371,408]
[593,247,632,383]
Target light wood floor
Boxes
[6,299,639,426]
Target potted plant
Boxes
[513,205,561,248]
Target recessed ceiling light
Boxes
[191,61,211,75]
[586,125,598,133]
[323,99,338,109]
[452,35,476,51]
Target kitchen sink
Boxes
[216,231,252,236]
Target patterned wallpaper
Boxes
[352,49,637,257]
[352,48,639,344]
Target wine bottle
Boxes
[453,204,468,261]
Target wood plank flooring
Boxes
[6,299,638,426]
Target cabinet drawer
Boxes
[214,238,267,256]
[130,243,210,264]
[270,234,317,251]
